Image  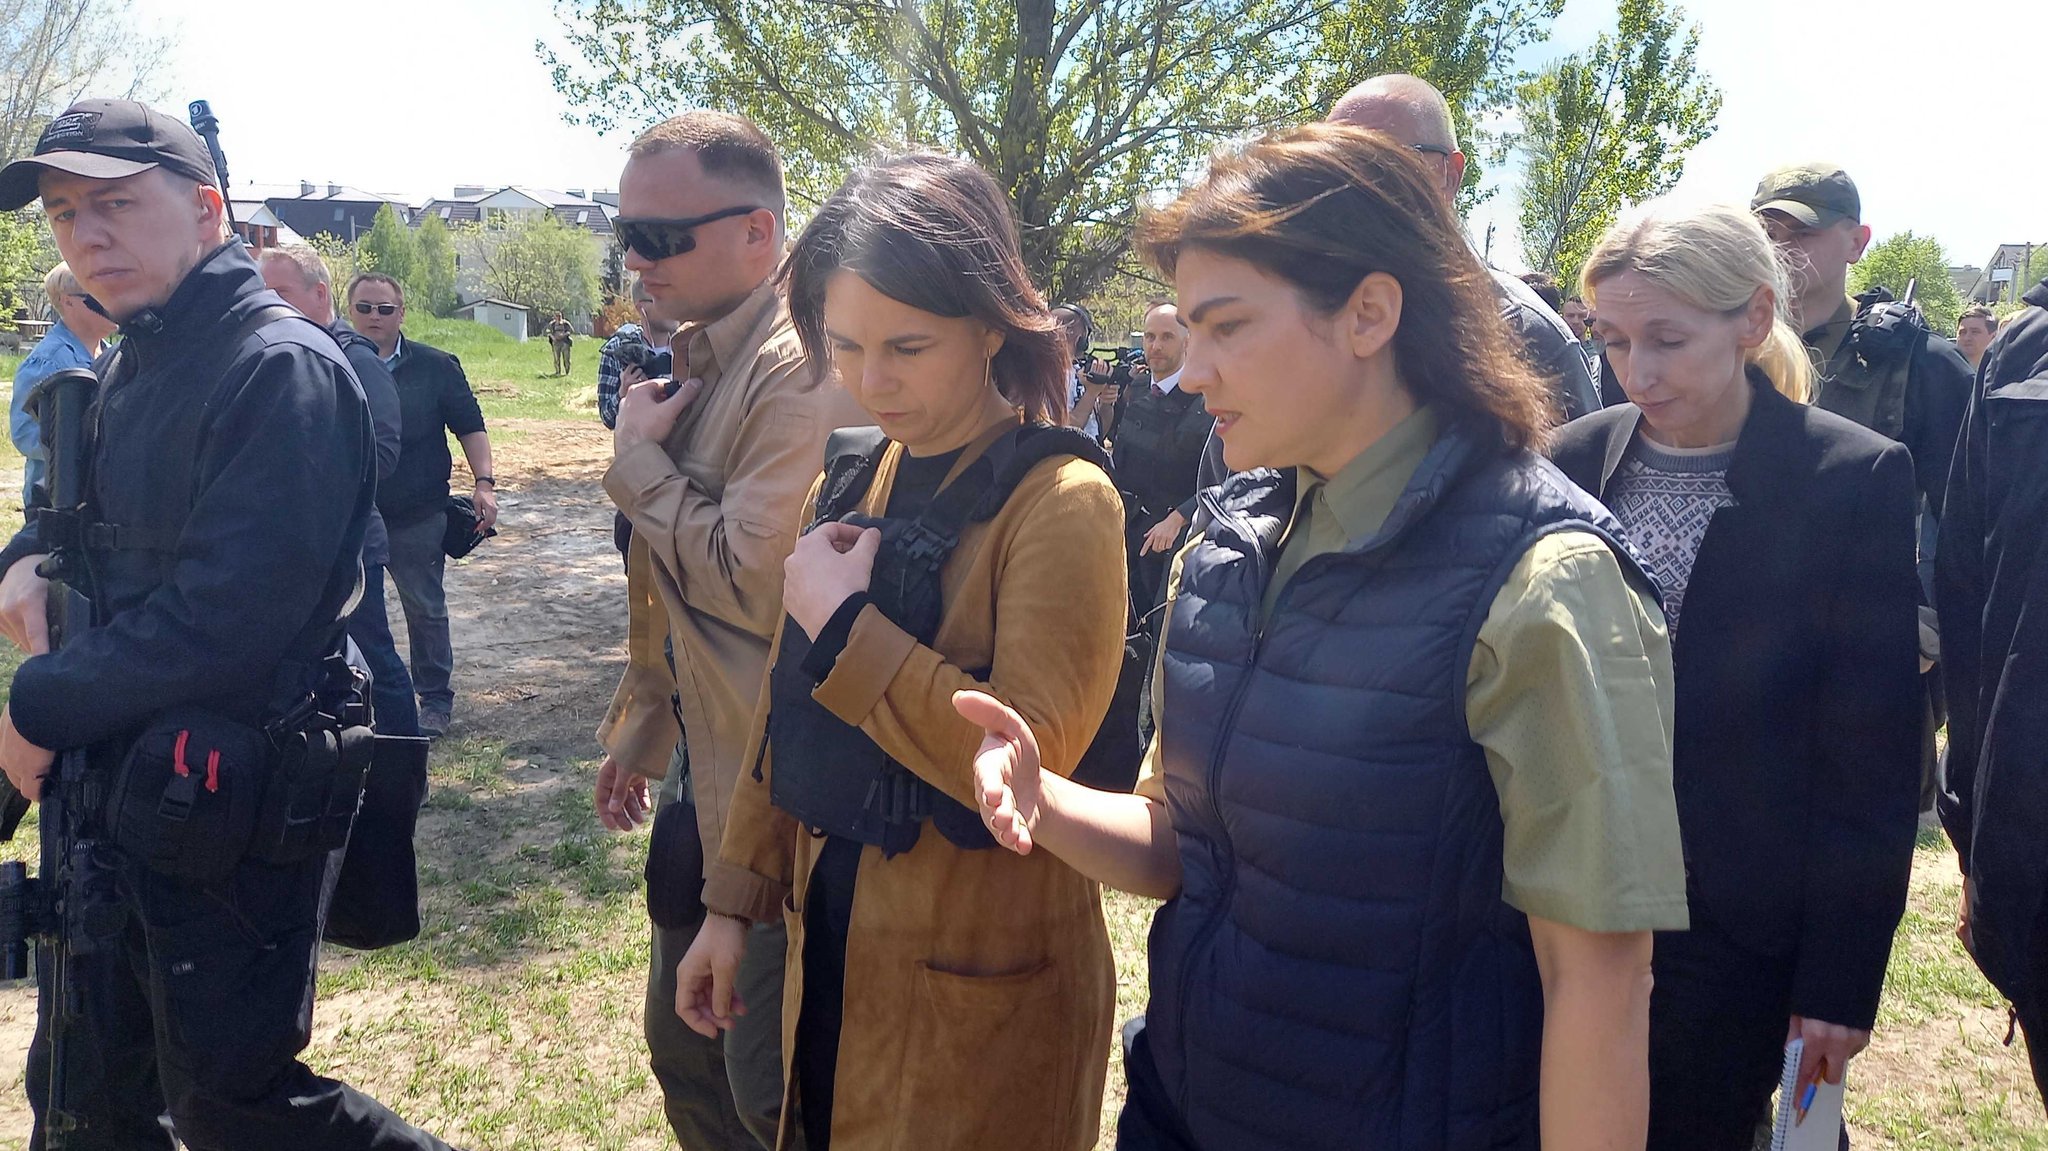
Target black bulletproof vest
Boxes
[764,423,1138,856]
[1111,383,1212,520]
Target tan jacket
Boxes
[704,421,1128,1151]
[598,280,863,850]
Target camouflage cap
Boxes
[1751,163,1861,228]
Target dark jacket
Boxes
[0,242,373,748]
[1492,267,1600,421]
[1552,377,1922,1028]
[1111,382,1213,522]
[378,338,485,527]
[1148,419,1638,1151]
[331,319,401,565]
[1939,277,2048,1010]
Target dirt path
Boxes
[430,418,625,759]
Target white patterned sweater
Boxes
[1605,433,1738,641]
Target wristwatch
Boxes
[474,476,496,488]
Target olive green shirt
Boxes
[1143,406,1689,934]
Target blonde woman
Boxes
[1551,200,1922,1149]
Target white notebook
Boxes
[1770,1038,1845,1151]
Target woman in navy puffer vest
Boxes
[955,122,1692,1150]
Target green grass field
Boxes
[395,317,606,424]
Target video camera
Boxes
[617,337,673,381]
[1083,346,1147,389]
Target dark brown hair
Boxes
[783,152,1068,423]
[1519,271,1563,311]
[1958,304,1998,334]
[1136,122,1554,449]
[630,110,787,222]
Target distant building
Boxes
[246,182,413,244]
[453,297,530,342]
[1962,243,2044,305]
[413,186,617,240]
[226,201,303,251]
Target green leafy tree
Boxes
[358,203,417,291]
[1514,0,1720,290]
[2,0,174,163]
[1850,231,1963,335]
[411,212,458,317]
[473,213,599,334]
[543,0,1562,302]
[0,206,56,316]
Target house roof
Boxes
[243,182,409,205]
[456,297,529,312]
[415,185,616,238]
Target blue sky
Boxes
[131,0,2045,274]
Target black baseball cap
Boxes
[0,99,217,211]
[1750,163,1861,229]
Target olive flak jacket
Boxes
[704,417,1130,1151]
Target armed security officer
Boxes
[1753,164,1973,809]
[0,99,456,1150]
[1113,301,1210,611]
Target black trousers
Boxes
[1648,909,1799,1151]
[26,849,452,1151]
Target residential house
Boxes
[249,182,413,244]
[1962,243,2044,305]
[412,186,617,241]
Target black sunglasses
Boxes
[614,206,764,262]
[1412,143,1453,157]
[353,301,399,316]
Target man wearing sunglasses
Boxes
[260,246,415,739]
[595,109,863,1151]
[346,272,496,739]
[1330,73,1602,421]
[10,261,116,506]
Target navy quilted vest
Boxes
[1145,418,1647,1151]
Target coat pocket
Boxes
[890,960,1068,1150]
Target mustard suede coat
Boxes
[703,420,1127,1151]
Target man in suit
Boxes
[347,272,497,738]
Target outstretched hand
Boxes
[952,689,1043,856]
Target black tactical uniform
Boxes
[0,239,454,1149]
[1111,374,1214,610]
[1940,276,2048,1100]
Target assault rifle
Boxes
[0,365,119,1148]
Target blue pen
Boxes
[1798,1081,1817,1120]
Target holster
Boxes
[247,721,374,865]
[644,798,705,932]
[326,733,431,949]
